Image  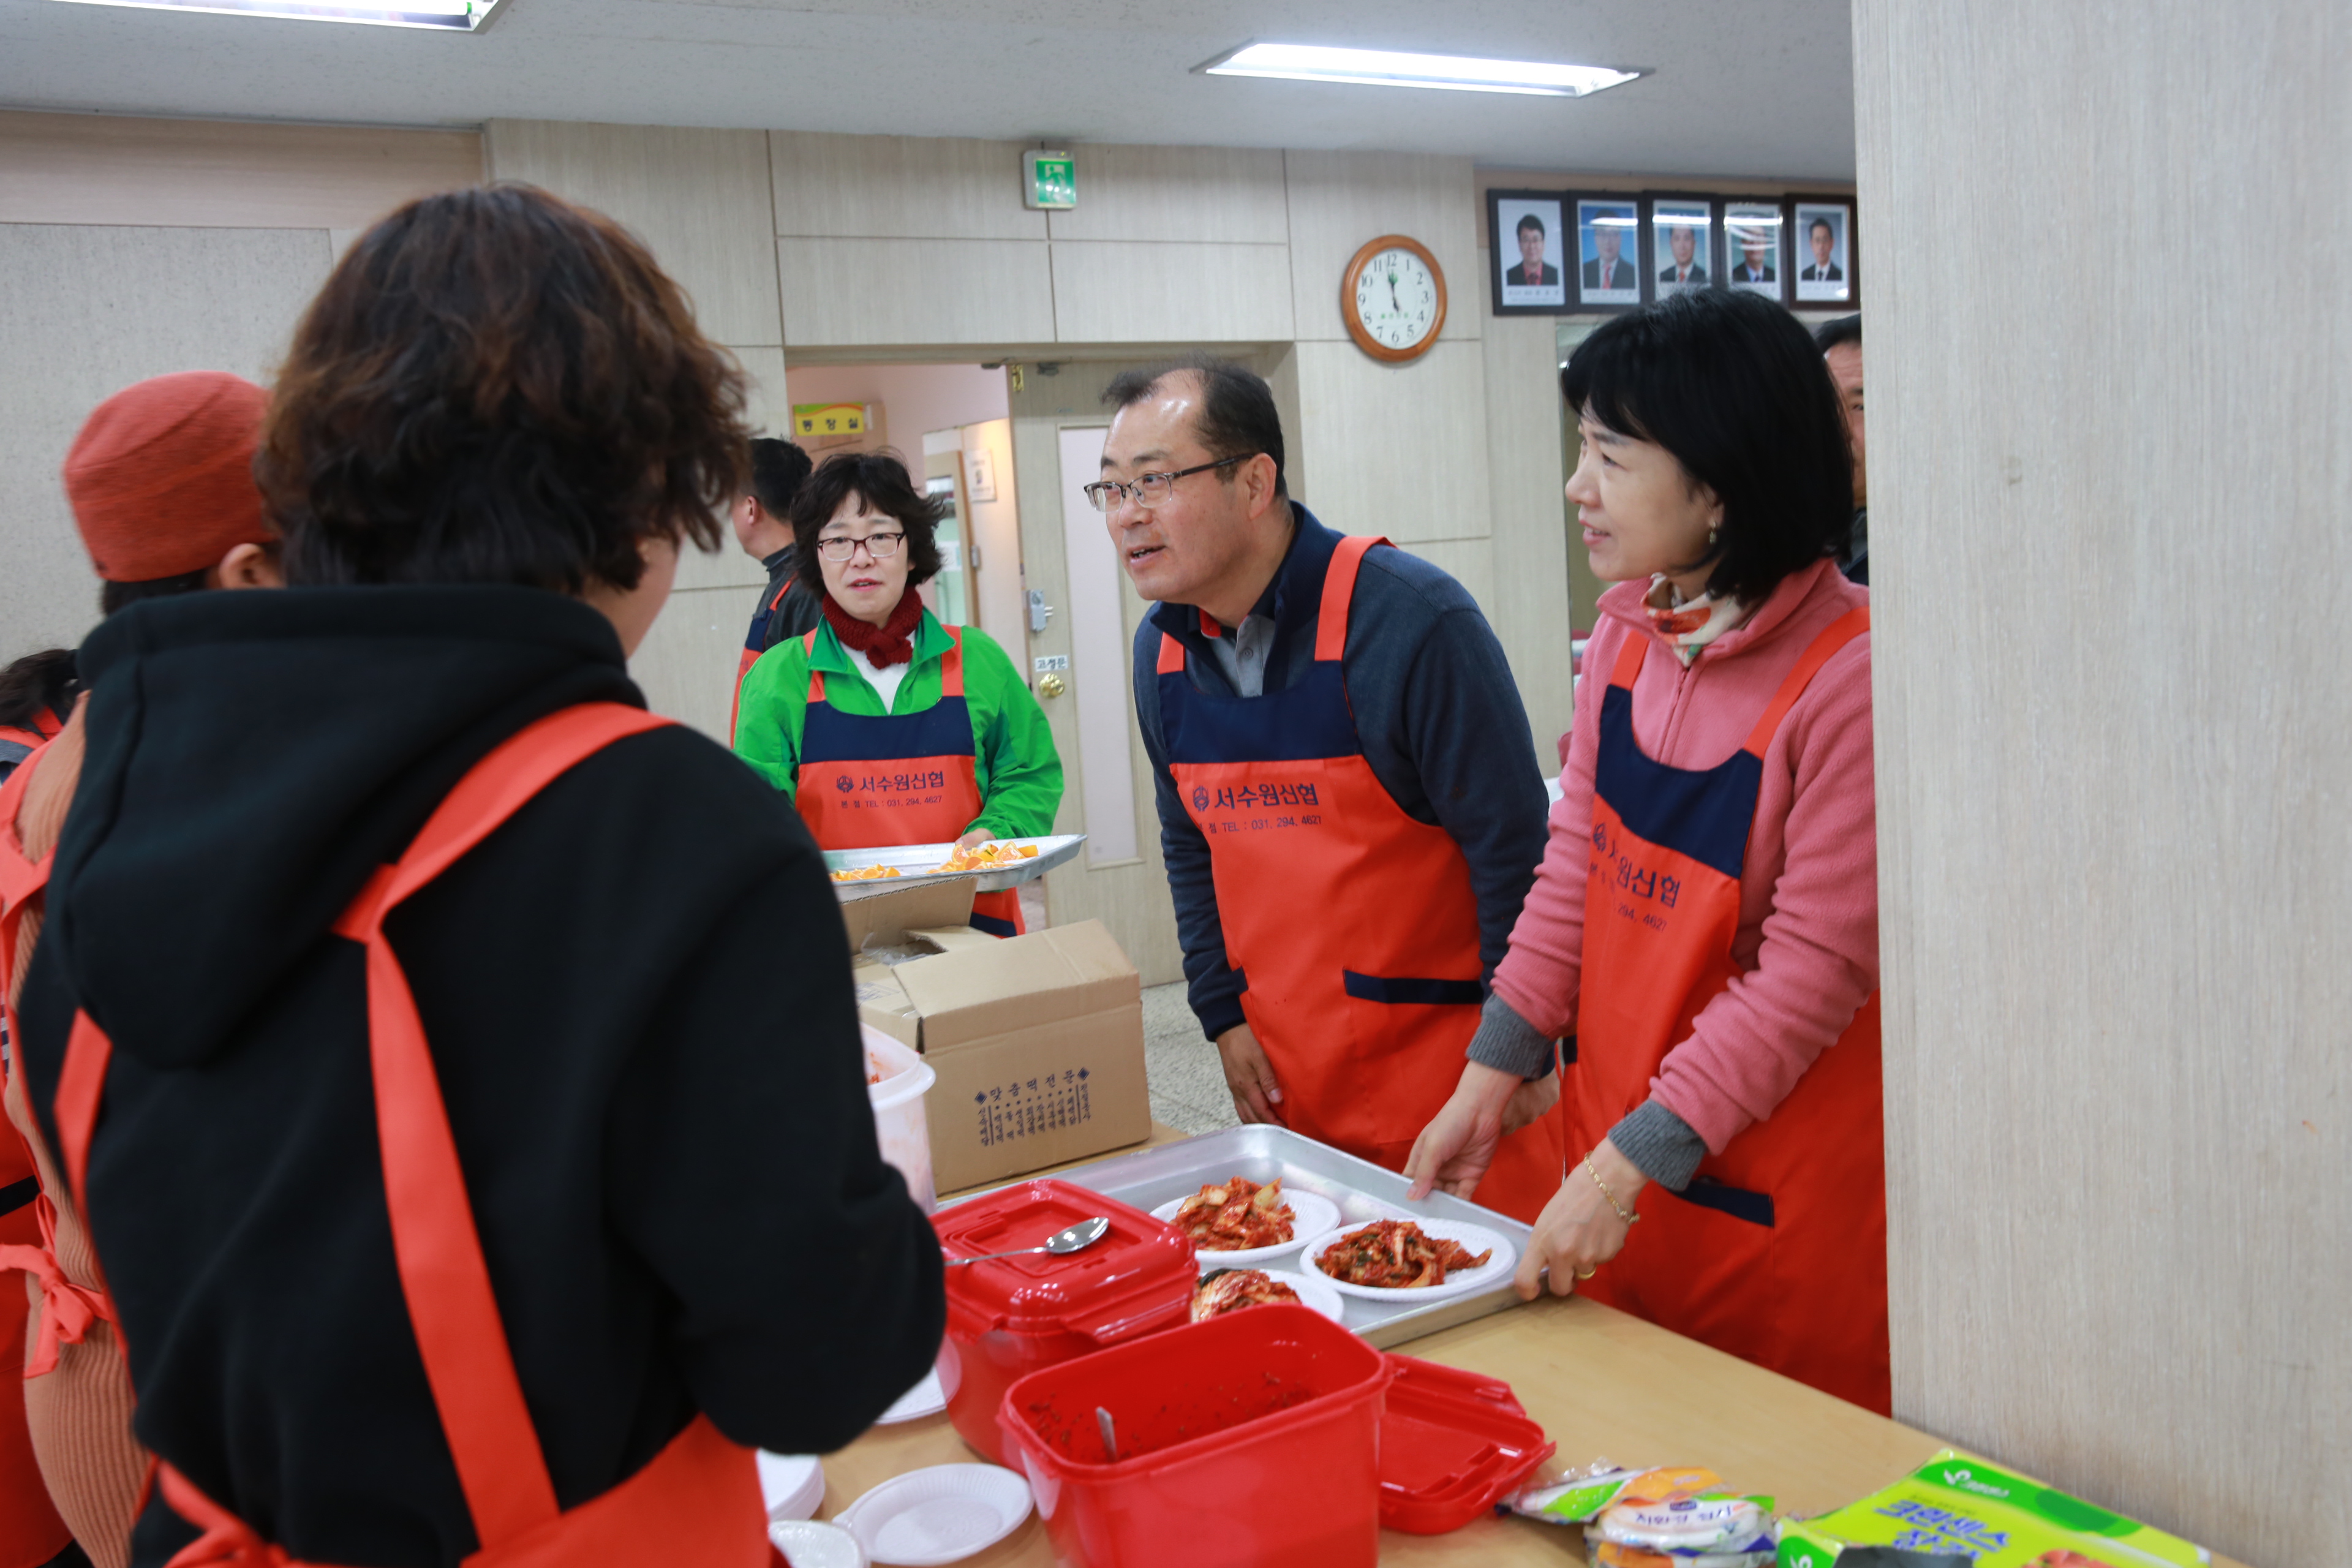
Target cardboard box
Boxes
[843,881,1149,1193]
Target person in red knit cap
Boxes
[1,370,282,1568]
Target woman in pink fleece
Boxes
[1405,289,1887,1412]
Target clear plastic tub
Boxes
[996,1303,1393,1568]
[864,1024,935,1214]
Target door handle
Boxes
[1038,674,1066,699]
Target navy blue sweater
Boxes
[1130,507,1549,1041]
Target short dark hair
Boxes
[1100,355,1287,500]
[99,568,211,617]
[1562,289,1853,605]
[749,437,813,519]
[1813,313,1863,353]
[262,183,750,595]
[1516,213,1545,239]
[790,451,945,600]
[0,648,76,732]
[1810,217,1836,239]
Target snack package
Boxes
[1506,1465,1776,1567]
[1775,1451,2210,1568]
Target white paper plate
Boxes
[769,1518,867,1568]
[1193,1265,1348,1326]
[876,1366,948,1425]
[826,834,1086,893]
[1150,1186,1341,1268]
[836,1463,1033,1567]
[1298,1217,1518,1304]
[758,1452,826,1521]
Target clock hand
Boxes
[1389,273,1400,312]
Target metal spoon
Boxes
[1096,1406,1119,1462]
[944,1215,1110,1266]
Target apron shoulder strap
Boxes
[938,626,965,699]
[325,699,672,1548]
[1741,606,1870,758]
[1608,629,1651,690]
[1314,535,1391,662]
[804,628,826,704]
[1156,631,1186,675]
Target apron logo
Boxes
[1192,786,1211,811]
[835,775,853,792]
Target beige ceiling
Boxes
[0,0,1856,179]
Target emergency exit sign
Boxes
[1022,150,1076,211]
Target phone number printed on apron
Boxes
[1591,822,1682,930]
[974,1068,1091,1147]
[1189,780,1324,835]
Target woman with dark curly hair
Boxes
[733,450,1061,936]
[10,184,942,1567]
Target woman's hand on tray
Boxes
[1514,1136,1646,1300]
[1403,1060,1523,1200]
[955,827,995,850]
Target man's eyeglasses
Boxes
[814,530,906,562]
[1083,454,1255,513]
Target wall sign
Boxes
[1022,149,1076,210]
[793,402,866,439]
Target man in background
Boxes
[1103,356,1564,1224]
[733,436,817,717]
[1659,224,1709,287]
[1506,213,1559,287]
[1801,217,1845,282]
[1732,230,1777,284]
[1582,218,1631,291]
[1815,314,1868,584]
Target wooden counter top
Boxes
[816,1127,2236,1565]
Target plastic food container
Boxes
[1375,1355,1556,1534]
[865,1024,936,1214]
[933,1179,1195,1466]
[996,1304,1394,1568]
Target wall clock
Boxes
[1341,235,1447,363]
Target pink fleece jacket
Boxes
[1492,558,1877,1155]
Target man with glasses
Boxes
[1101,356,1564,1224]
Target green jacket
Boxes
[732,611,1064,841]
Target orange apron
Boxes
[1564,609,1890,1412]
[729,576,804,744]
[0,741,82,1568]
[48,703,774,1567]
[793,627,1024,938]
[1155,535,1564,1224]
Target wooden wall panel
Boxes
[633,584,753,744]
[0,225,333,660]
[1290,340,1491,545]
[486,120,782,348]
[1479,301,1576,769]
[769,131,1044,240]
[1282,149,1479,344]
[1048,241,1294,344]
[1044,145,1289,244]
[1856,3,2351,1563]
[776,236,1054,347]
[0,110,479,230]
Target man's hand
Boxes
[1403,1061,1523,1201]
[1513,1136,1647,1300]
[1215,1025,1284,1125]
[955,828,996,850]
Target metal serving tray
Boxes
[827,833,1087,894]
[1008,1124,1537,1350]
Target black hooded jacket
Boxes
[15,586,944,1567]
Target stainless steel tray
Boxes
[1004,1125,1537,1350]
[827,833,1087,894]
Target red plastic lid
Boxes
[1375,1354,1556,1535]
[933,1179,1196,1343]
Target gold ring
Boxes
[1574,1266,1596,1280]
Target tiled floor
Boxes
[1142,981,1240,1136]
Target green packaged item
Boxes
[1776,1450,2209,1568]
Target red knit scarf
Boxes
[821,589,925,668]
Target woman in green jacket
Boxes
[733,451,1062,934]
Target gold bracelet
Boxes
[1584,1153,1640,1227]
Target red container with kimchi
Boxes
[932,1179,1195,1466]
[996,1304,1393,1568]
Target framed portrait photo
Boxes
[1789,197,1857,304]
[1722,201,1787,301]
[1644,194,1718,297]
[1572,196,1645,310]
[1488,189,1568,315]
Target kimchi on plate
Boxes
[1190,1268,1303,1322]
[1314,1219,1491,1290]
[1169,1176,1295,1251]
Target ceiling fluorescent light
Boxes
[47,0,502,30]
[1199,42,1643,98]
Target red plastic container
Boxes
[1376,1354,1556,1533]
[933,1179,1195,1466]
[996,1304,1394,1568]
